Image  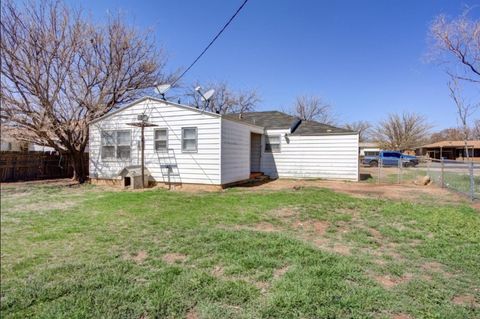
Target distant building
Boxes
[359,142,381,157]
[416,140,480,161]
[0,130,55,152]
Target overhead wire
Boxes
[171,0,251,86]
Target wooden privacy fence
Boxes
[0,152,88,182]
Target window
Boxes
[383,152,400,158]
[265,135,281,153]
[101,130,131,160]
[154,128,168,152]
[364,151,379,156]
[182,127,197,152]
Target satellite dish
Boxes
[194,86,215,109]
[202,89,215,102]
[155,83,171,100]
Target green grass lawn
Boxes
[1,182,479,318]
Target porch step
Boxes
[249,172,270,181]
[250,172,263,179]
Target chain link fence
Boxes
[360,157,480,201]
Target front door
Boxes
[250,133,262,172]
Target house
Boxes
[0,130,55,152]
[359,142,381,157]
[88,97,359,188]
[416,140,480,161]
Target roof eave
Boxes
[89,96,221,125]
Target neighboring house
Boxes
[0,135,25,152]
[416,140,480,161]
[0,131,56,152]
[359,142,381,157]
[88,96,359,187]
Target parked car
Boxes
[362,151,419,167]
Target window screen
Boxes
[154,128,168,152]
[101,130,131,160]
[265,135,281,153]
[182,127,198,152]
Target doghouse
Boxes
[118,166,150,189]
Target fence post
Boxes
[398,157,401,184]
[377,157,382,184]
[441,157,445,188]
[469,162,475,201]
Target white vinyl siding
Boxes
[154,128,168,152]
[220,119,253,184]
[89,99,222,185]
[261,130,359,181]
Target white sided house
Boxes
[89,96,359,187]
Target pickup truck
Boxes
[362,151,419,167]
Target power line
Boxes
[171,0,250,86]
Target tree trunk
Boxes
[70,151,87,183]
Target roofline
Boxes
[89,96,221,125]
[417,142,480,149]
[222,116,265,131]
[292,131,359,136]
[226,111,358,135]
[221,117,264,130]
[263,128,358,136]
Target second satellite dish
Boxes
[202,89,215,102]
[195,86,215,108]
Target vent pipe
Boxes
[289,118,302,134]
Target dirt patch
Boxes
[186,308,199,319]
[253,222,278,232]
[292,220,330,236]
[246,179,475,209]
[273,265,290,279]
[254,281,270,294]
[211,265,224,277]
[374,273,413,289]
[132,251,148,264]
[421,261,444,272]
[123,250,148,264]
[270,207,300,219]
[420,261,454,278]
[162,253,187,264]
[391,314,412,319]
[330,244,351,255]
[312,239,351,256]
[373,259,386,266]
[452,294,478,307]
[368,227,383,239]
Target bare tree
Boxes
[373,112,432,151]
[1,0,173,182]
[291,95,336,124]
[430,127,467,143]
[448,77,478,159]
[472,119,480,139]
[186,81,260,114]
[344,121,372,142]
[429,10,480,83]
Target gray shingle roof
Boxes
[223,111,356,135]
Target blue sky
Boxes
[67,0,479,130]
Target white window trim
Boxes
[101,129,132,161]
[154,128,169,152]
[182,127,198,153]
[265,135,281,153]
